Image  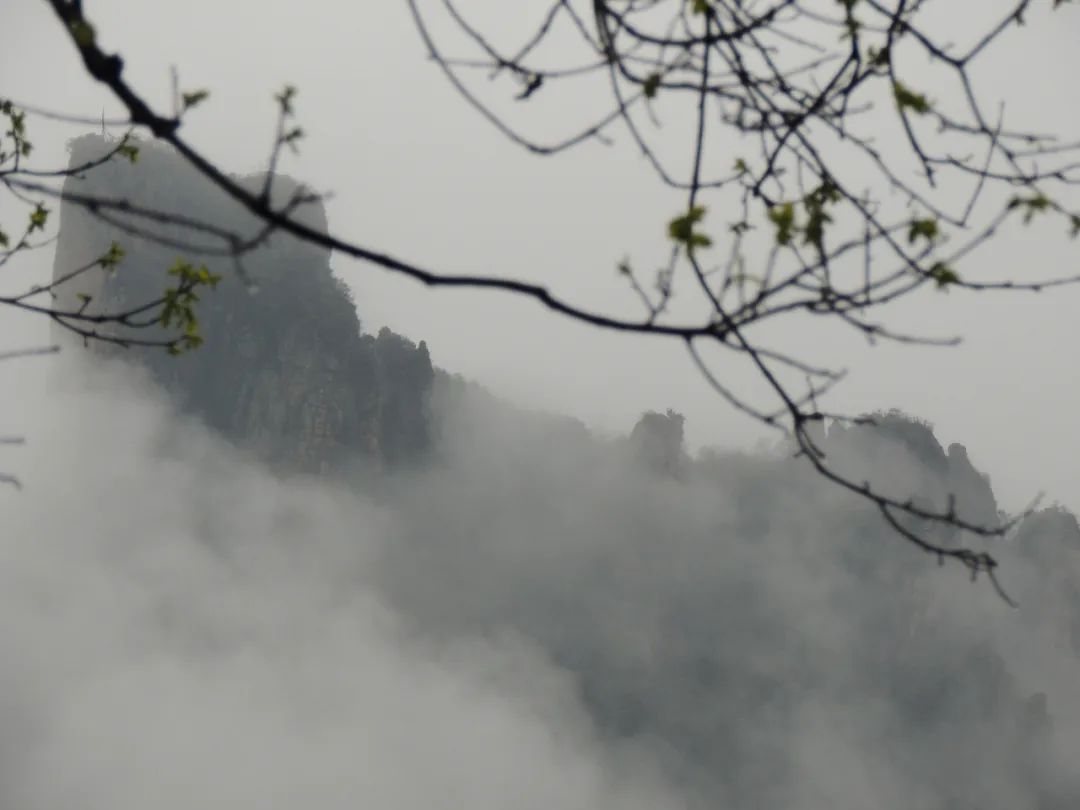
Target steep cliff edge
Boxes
[53,134,432,475]
[822,410,1000,531]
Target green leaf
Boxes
[800,180,839,254]
[691,0,710,12]
[1007,193,1055,224]
[117,142,139,164]
[927,262,959,289]
[99,241,125,271]
[158,259,221,352]
[867,46,890,67]
[767,202,795,246]
[892,82,932,115]
[733,158,748,174]
[181,90,210,111]
[907,218,939,244]
[28,204,49,233]
[667,206,711,253]
[0,228,8,248]
[803,208,832,252]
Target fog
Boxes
[1,351,1079,809]
[3,2,1080,807]
[0,360,681,810]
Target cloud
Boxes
[2,355,1079,810]
[0,358,682,810]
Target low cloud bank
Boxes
[1,358,1078,810]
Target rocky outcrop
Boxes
[945,442,999,528]
[53,134,433,475]
[1012,506,1080,654]
[629,409,687,477]
[822,410,1000,531]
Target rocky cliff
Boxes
[823,409,1001,533]
[53,134,433,475]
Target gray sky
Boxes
[2,0,1078,513]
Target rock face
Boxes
[823,410,1000,531]
[629,409,687,477]
[53,134,433,475]
[1013,507,1080,654]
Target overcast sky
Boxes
[2,0,1078,513]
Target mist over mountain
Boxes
[4,135,1078,809]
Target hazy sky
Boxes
[2,0,1078,512]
